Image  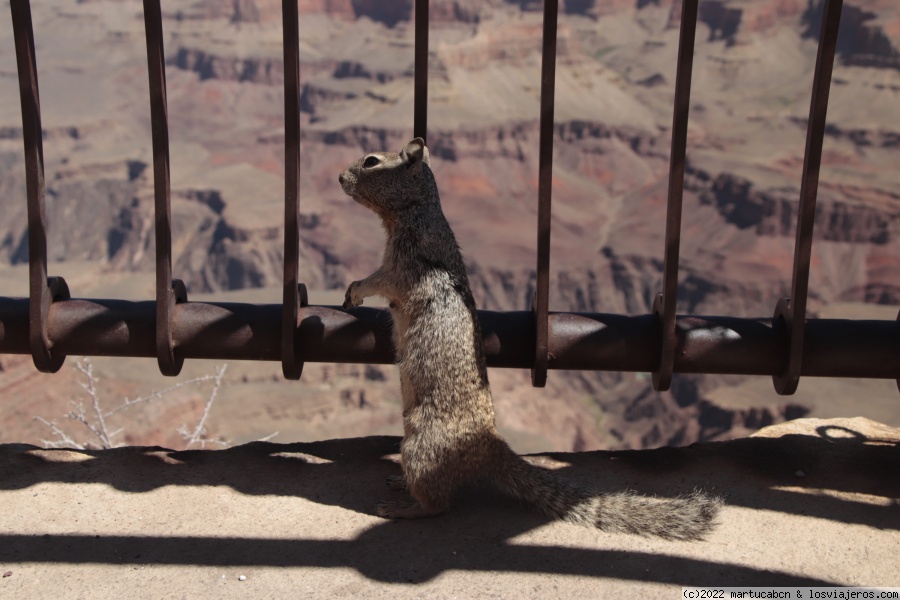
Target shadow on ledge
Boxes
[0,532,838,586]
[0,417,897,585]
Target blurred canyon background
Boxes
[1,0,899,451]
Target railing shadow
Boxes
[1,425,896,583]
[0,532,835,586]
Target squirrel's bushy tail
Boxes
[491,444,722,541]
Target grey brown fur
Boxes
[338,138,722,540]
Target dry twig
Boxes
[178,364,228,449]
[35,358,230,450]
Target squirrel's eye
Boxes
[363,156,380,168]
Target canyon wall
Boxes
[0,0,898,450]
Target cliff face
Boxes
[696,170,896,246]
[0,0,898,451]
[804,0,900,69]
[171,47,285,84]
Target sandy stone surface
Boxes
[0,417,897,598]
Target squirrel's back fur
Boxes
[339,138,721,541]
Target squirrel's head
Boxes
[339,138,434,217]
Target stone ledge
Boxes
[0,417,897,598]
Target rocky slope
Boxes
[0,0,898,451]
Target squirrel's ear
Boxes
[400,138,430,168]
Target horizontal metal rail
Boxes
[0,298,898,379]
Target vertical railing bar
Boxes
[10,0,69,374]
[413,0,429,142]
[531,0,558,388]
[281,0,306,380]
[651,0,699,392]
[143,0,186,377]
[773,0,843,395]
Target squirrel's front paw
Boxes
[343,282,363,309]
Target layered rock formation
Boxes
[0,0,898,451]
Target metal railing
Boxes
[3,0,898,395]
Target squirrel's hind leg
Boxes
[377,480,451,519]
[385,475,408,492]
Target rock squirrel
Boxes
[338,138,722,540]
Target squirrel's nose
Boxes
[338,173,345,185]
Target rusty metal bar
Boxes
[651,0,699,393]
[413,0,429,141]
[281,0,306,380]
[10,0,70,374]
[1,298,899,379]
[531,0,558,388]
[143,0,186,377]
[772,0,843,395]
